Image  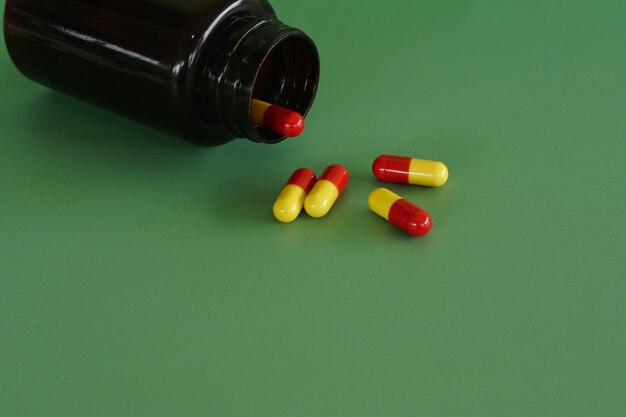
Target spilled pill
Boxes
[368,188,432,237]
[304,164,349,218]
[273,168,317,223]
[372,155,449,187]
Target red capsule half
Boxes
[286,168,317,192]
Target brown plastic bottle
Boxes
[4,0,320,145]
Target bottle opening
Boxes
[209,18,320,144]
[250,35,319,143]
[252,36,319,143]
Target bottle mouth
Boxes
[249,34,319,143]
[219,20,320,144]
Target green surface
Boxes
[1,1,625,416]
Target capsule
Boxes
[304,164,349,218]
[251,99,305,137]
[372,155,449,187]
[368,188,432,236]
[273,168,317,223]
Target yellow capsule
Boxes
[373,155,449,187]
[304,164,350,218]
[273,168,316,223]
[368,188,432,237]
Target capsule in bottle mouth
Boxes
[251,99,305,138]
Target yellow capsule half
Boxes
[304,180,339,218]
[273,184,308,223]
[368,188,402,221]
[408,159,449,187]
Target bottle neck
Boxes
[200,13,319,144]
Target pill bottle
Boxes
[3,0,320,145]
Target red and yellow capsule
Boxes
[251,99,305,137]
[368,188,432,237]
[304,164,349,218]
[372,155,449,187]
[273,168,317,223]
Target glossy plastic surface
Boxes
[3,0,318,145]
[272,168,316,223]
[304,164,349,218]
[373,155,449,187]
[251,99,304,137]
[368,188,432,237]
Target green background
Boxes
[1,0,625,416]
